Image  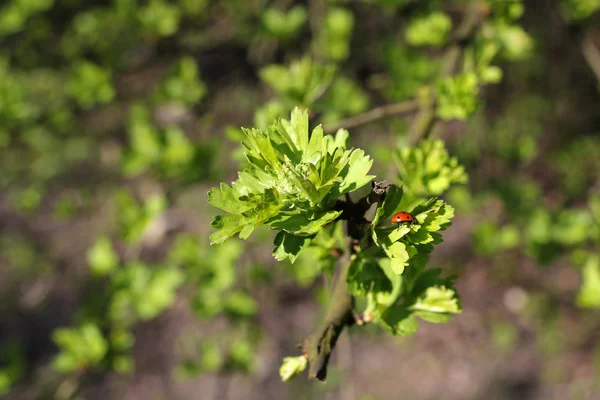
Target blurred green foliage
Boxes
[0,343,24,395]
[260,57,336,108]
[395,139,468,201]
[405,12,452,47]
[1,0,599,396]
[68,61,115,109]
[314,7,355,61]
[262,6,307,40]
[52,323,108,373]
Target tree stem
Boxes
[323,99,420,133]
[302,182,388,381]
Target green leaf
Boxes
[410,286,461,321]
[126,104,161,161]
[259,57,336,106]
[561,0,600,20]
[395,139,467,197]
[314,7,355,61]
[379,306,419,336]
[496,25,533,60]
[375,258,403,307]
[208,109,374,256]
[436,73,479,120]
[552,209,593,246]
[280,356,307,382]
[405,12,452,47]
[113,355,134,374]
[336,149,375,196]
[87,236,119,276]
[162,126,194,167]
[134,267,184,320]
[371,184,404,230]
[383,241,410,275]
[273,231,314,263]
[254,101,287,130]
[229,338,255,371]
[262,6,307,39]
[347,255,392,297]
[200,340,223,371]
[577,254,600,308]
[224,291,258,317]
[110,263,184,322]
[306,124,324,158]
[208,183,254,214]
[209,215,250,245]
[268,210,342,235]
[52,323,108,373]
[276,107,309,157]
[416,201,454,232]
[319,76,370,123]
[52,353,78,373]
[153,56,206,106]
[139,0,181,37]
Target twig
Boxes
[323,99,420,133]
[302,246,354,381]
[406,1,482,145]
[298,3,483,383]
[441,1,481,77]
[301,181,388,381]
[322,2,482,139]
[582,32,600,84]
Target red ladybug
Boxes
[391,211,417,226]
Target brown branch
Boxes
[323,99,420,133]
[298,4,484,383]
[301,181,388,381]
[302,247,353,381]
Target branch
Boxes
[323,3,482,142]
[298,4,483,383]
[323,99,420,133]
[407,2,482,145]
[301,181,388,381]
[302,247,353,381]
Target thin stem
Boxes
[302,246,353,381]
[323,99,420,133]
[298,3,483,382]
[407,1,482,145]
[301,182,388,381]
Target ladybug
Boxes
[391,211,417,226]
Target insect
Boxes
[391,211,417,226]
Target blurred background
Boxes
[1,0,600,399]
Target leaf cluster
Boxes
[345,185,461,335]
[209,108,374,262]
[262,6,307,40]
[395,139,468,200]
[313,7,355,61]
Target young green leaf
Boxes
[87,236,119,276]
[577,254,600,308]
[405,12,452,47]
[209,108,374,261]
[280,356,308,382]
[395,139,467,198]
[273,231,315,263]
